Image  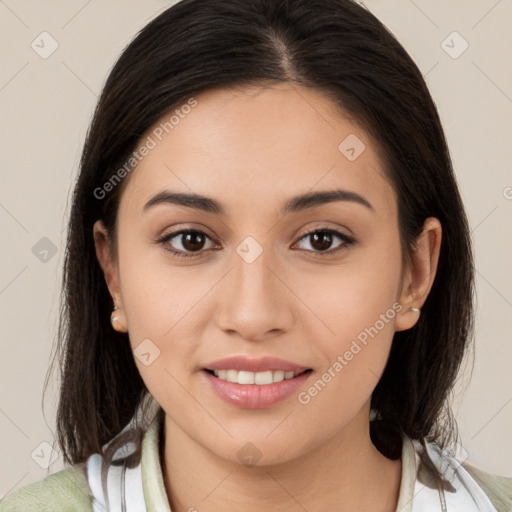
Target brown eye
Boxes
[309,231,335,251]
[158,229,216,258]
[295,229,355,255]
[180,231,207,251]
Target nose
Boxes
[214,244,294,343]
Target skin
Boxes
[94,82,441,512]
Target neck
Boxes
[161,407,402,512]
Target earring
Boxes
[409,307,420,313]
[111,306,127,332]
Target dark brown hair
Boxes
[45,0,474,475]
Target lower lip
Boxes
[202,370,312,409]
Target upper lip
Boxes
[204,356,310,373]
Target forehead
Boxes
[119,83,396,220]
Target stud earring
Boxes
[110,306,127,332]
[409,307,420,313]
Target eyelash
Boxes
[156,227,355,259]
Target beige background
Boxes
[0,0,511,497]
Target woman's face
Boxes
[94,82,435,465]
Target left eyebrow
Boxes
[142,187,375,216]
[281,188,375,215]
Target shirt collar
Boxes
[396,436,419,512]
[141,409,172,511]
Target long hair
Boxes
[45,0,474,471]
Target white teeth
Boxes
[273,370,284,382]
[238,370,255,384]
[254,371,273,385]
[226,369,238,383]
[211,369,301,385]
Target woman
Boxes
[1,0,510,510]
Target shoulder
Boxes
[462,462,512,512]
[0,463,93,512]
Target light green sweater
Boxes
[1,412,510,511]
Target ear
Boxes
[395,217,442,332]
[93,220,122,308]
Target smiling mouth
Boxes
[203,368,313,385]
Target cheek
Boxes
[115,236,208,392]
[295,290,400,433]
[301,243,402,346]
[305,274,399,379]
[295,242,402,401]
[117,227,209,334]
